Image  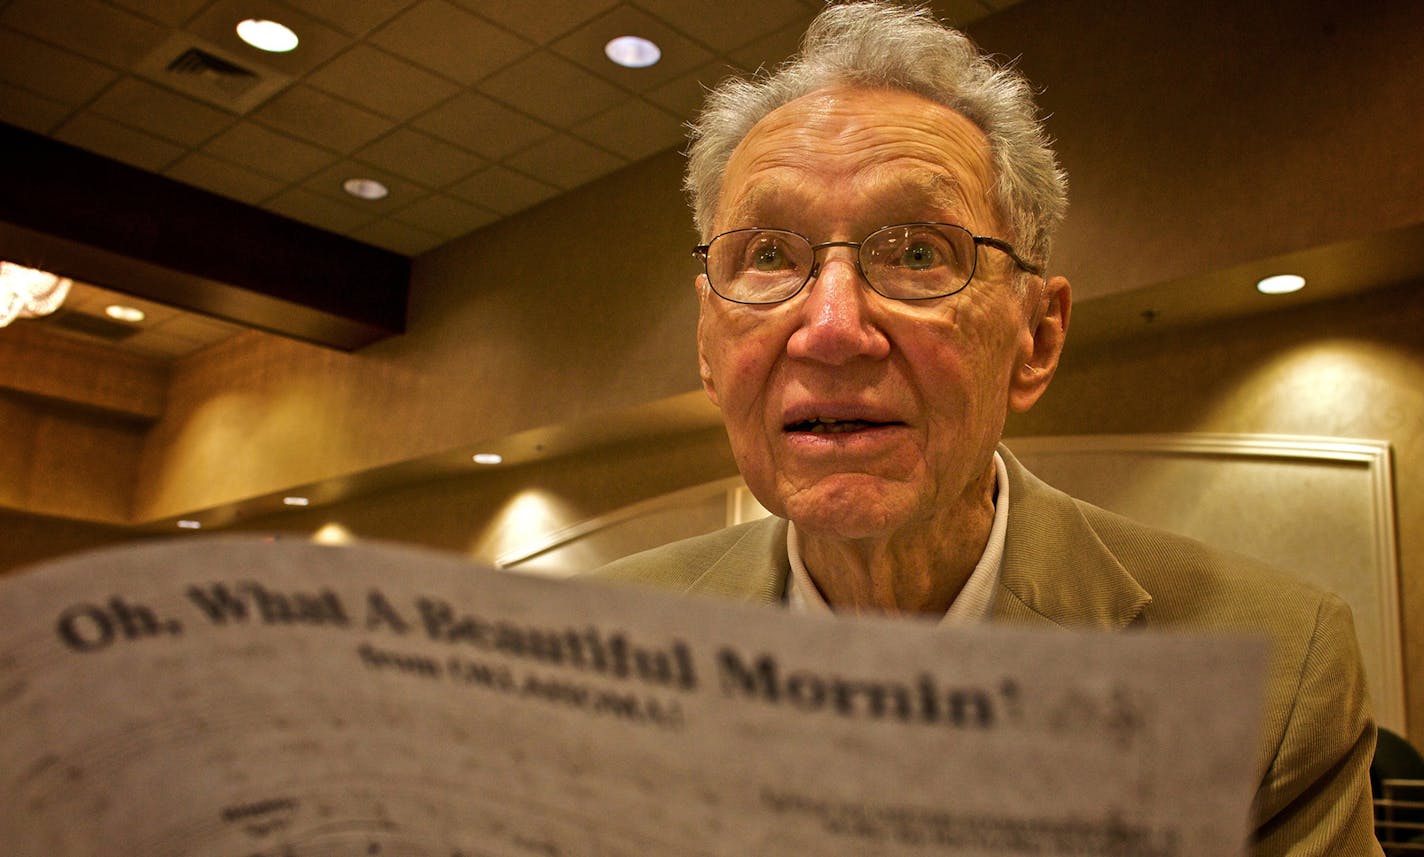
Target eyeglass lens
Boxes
[704,224,978,304]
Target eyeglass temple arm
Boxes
[975,236,1043,277]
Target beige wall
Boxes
[224,427,738,566]
[130,150,702,521]
[0,392,145,522]
[1007,279,1424,735]
[970,0,1424,302]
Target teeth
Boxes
[800,418,872,434]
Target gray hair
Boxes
[685,1,1067,268]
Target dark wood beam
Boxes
[0,121,408,351]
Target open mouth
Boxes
[785,417,901,434]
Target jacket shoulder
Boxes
[1072,498,1332,632]
[588,517,788,602]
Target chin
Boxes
[779,478,916,542]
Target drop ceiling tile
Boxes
[250,84,393,152]
[184,0,353,78]
[447,165,560,215]
[644,60,745,118]
[411,91,553,160]
[353,128,485,188]
[264,186,380,234]
[550,5,713,92]
[301,160,426,214]
[571,97,686,161]
[0,29,118,105]
[89,77,236,147]
[0,0,169,69]
[307,44,460,122]
[165,151,286,204]
[202,121,337,182]
[348,217,446,256]
[391,193,497,238]
[53,112,185,173]
[477,51,625,127]
[635,0,810,53]
[502,133,625,190]
[464,0,618,46]
[280,0,416,37]
[726,15,812,72]
[370,0,532,85]
[0,81,73,133]
[105,0,210,27]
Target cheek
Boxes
[702,310,787,408]
[893,305,1020,436]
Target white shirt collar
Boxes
[785,450,1009,624]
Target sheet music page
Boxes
[0,537,1267,856]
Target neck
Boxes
[798,458,998,615]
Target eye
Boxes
[748,237,795,272]
[899,240,940,270]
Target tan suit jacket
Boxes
[596,447,1381,856]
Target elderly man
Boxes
[597,2,1380,854]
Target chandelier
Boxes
[0,261,72,328]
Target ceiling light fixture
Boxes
[1,261,72,328]
[472,453,503,465]
[1256,274,1306,295]
[177,520,202,529]
[236,18,299,53]
[342,177,389,200]
[105,304,145,323]
[283,496,310,506]
[605,35,661,68]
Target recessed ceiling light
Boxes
[177,520,202,529]
[105,304,145,323]
[605,35,661,68]
[1257,274,1306,295]
[472,453,503,465]
[283,496,310,506]
[236,19,299,53]
[342,177,389,200]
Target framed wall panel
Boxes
[1006,434,1405,732]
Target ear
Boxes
[695,273,721,407]
[1008,275,1071,413]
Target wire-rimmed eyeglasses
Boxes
[693,223,1042,305]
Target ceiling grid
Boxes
[0,0,1006,357]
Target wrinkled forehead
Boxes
[716,86,999,232]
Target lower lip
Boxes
[783,423,908,454]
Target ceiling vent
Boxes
[166,48,259,99]
[136,33,292,114]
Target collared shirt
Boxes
[785,450,1009,624]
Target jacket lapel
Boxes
[993,445,1152,630]
[686,515,789,604]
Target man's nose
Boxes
[786,251,891,364]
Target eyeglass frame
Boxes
[692,222,1044,305]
